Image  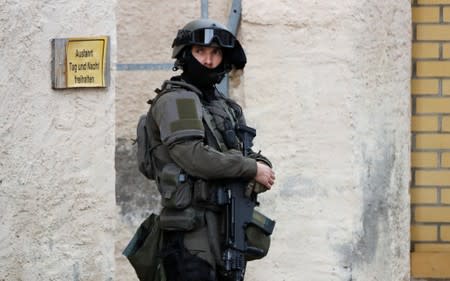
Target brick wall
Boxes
[412,0,450,278]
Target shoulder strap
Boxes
[149,80,203,105]
[202,107,227,152]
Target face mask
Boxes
[182,52,226,88]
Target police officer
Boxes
[147,18,275,281]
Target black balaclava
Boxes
[180,49,227,92]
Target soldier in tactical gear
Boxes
[148,18,275,281]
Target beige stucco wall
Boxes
[242,1,411,280]
[116,1,411,281]
[0,1,117,280]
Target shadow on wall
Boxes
[115,137,160,224]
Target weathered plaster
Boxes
[0,0,117,280]
[240,1,411,280]
[115,0,411,280]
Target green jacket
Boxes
[145,78,272,270]
[148,79,259,183]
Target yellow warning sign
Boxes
[66,37,108,88]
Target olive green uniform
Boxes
[150,80,257,180]
[147,79,270,275]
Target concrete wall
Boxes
[116,1,411,281]
[0,1,116,280]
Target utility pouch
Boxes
[193,179,212,203]
[158,163,192,209]
[159,207,204,231]
[122,213,166,281]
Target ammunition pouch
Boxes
[192,179,216,204]
[221,118,240,150]
[191,179,223,212]
[157,163,192,209]
[193,179,210,202]
[159,207,205,231]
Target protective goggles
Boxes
[175,28,236,48]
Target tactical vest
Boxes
[145,81,272,269]
[147,80,245,226]
[150,80,242,153]
[202,96,243,153]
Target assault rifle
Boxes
[217,124,276,281]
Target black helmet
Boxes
[172,18,246,69]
